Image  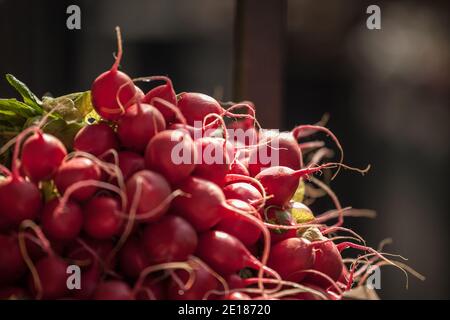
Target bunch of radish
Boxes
[0,27,421,300]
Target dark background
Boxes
[0,0,448,299]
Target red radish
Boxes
[91,27,137,121]
[223,182,262,206]
[264,207,297,244]
[41,198,83,241]
[54,157,102,201]
[215,199,261,247]
[0,234,27,285]
[173,177,225,231]
[267,237,315,282]
[117,102,166,152]
[193,137,234,186]
[21,131,67,181]
[28,255,69,300]
[141,76,177,124]
[169,123,204,140]
[136,277,167,300]
[71,262,101,299]
[248,131,302,177]
[167,260,218,300]
[67,238,116,269]
[73,123,118,157]
[177,92,223,126]
[255,165,332,207]
[118,237,151,279]
[0,287,28,300]
[0,175,42,226]
[229,159,249,176]
[93,280,133,300]
[306,241,343,288]
[196,230,268,276]
[142,215,198,263]
[223,292,251,300]
[83,196,123,239]
[116,151,145,180]
[226,274,246,289]
[145,130,196,185]
[125,170,172,222]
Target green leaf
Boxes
[5,74,42,109]
[42,91,93,122]
[0,99,40,118]
[43,119,84,150]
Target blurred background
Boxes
[0,0,448,299]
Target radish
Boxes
[306,240,343,288]
[28,255,69,300]
[145,129,196,185]
[21,131,67,181]
[172,177,225,231]
[222,182,263,206]
[267,237,315,282]
[167,260,218,300]
[91,27,137,121]
[116,151,145,180]
[264,207,297,244]
[229,159,250,176]
[71,261,101,299]
[83,196,123,239]
[73,122,118,157]
[41,198,83,241]
[177,92,223,126]
[136,277,167,300]
[141,76,177,124]
[118,237,151,279]
[93,280,133,300]
[142,215,198,264]
[223,292,251,300]
[0,234,27,285]
[248,131,302,177]
[125,170,172,222]
[54,157,102,201]
[117,102,166,152]
[215,199,261,247]
[67,238,116,270]
[0,287,28,300]
[196,230,271,276]
[169,123,203,140]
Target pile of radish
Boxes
[0,28,421,300]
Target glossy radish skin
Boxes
[118,237,151,279]
[73,123,119,157]
[306,241,343,288]
[117,103,166,152]
[41,198,83,241]
[54,157,102,201]
[0,234,27,285]
[268,237,315,282]
[142,79,177,124]
[125,170,172,223]
[0,176,42,226]
[224,292,251,300]
[215,199,261,247]
[117,151,145,180]
[168,261,218,300]
[177,92,223,126]
[93,281,133,300]
[173,177,225,231]
[196,230,261,276]
[143,215,198,263]
[229,159,250,176]
[222,182,262,206]
[248,131,301,176]
[83,196,123,239]
[193,137,234,187]
[145,130,196,185]
[29,256,69,300]
[21,132,67,181]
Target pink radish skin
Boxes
[173,177,225,231]
[93,281,133,300]
[125,170,172,223]
[73,123,118,157]
[141,76,177,124]
[118,237,151,279]
[215,199,261,247]
[267,237,315,282]
[91,28,137,121]
[142,215,198,264]
[54,157,102,201]
[117,102,166,152]
[229,159,250,176]
[28,256,69,300]
[21,132,67,181]
[0,175,42,226]
[145,130,197,185]
[222,182,263,206]
[196,230,265,276]
[0,234,27,285]
[41,198,83,241]
[306,241,343,288]
[83,196,123,240]
[177,92,223,126]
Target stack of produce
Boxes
[0,28,419,300]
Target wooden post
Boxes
[234,0,286,129]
